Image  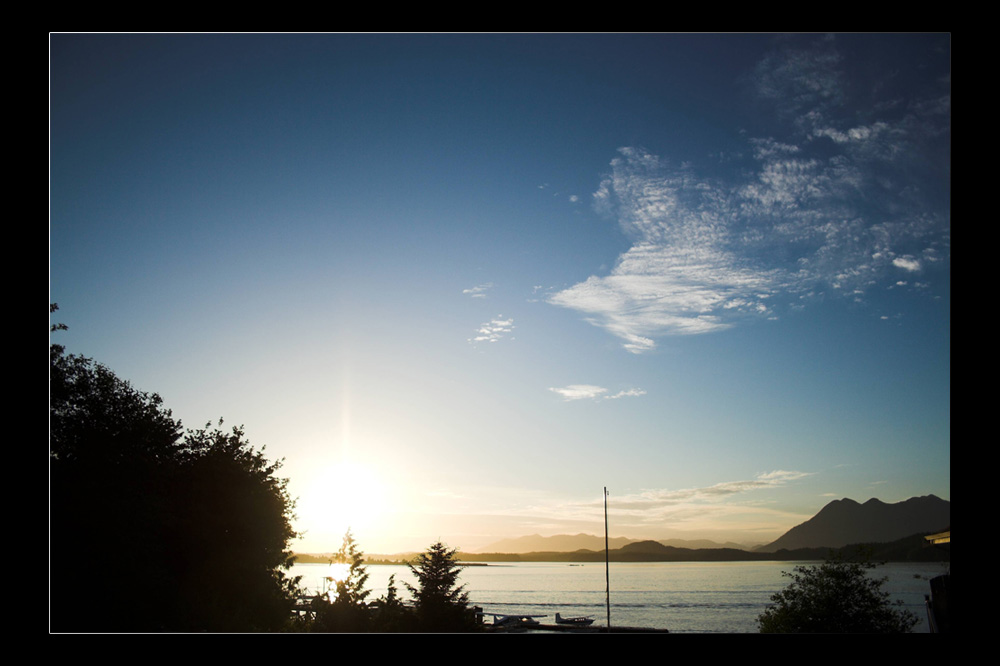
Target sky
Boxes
[49,33,950,555]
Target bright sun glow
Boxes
[300,460,390,549]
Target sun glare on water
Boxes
[322,562,352,601]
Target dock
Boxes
[486,622,669,633]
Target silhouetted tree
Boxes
[371,573,412,632]
[312,529,372,632]
[50,332,185,630]
[405,541,476,632]
[164,423,301,632]
[50,303,68,334]
[332,529,371,605]
[50,313,299,632]
[757,550,918,633]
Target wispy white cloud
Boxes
[550,147,784,350]
[549,36,949,353]
[453,470,816,541]
[812,121,890,145]
[469,316,515,345]
[549,384,646,401]
[549,385,607,401]
[609,470,815,512]
[892,256,921,272]
[606,387,646,399]
[463,283,493,298]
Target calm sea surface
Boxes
[289,559,950,633]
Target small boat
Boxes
[555,612,595,626]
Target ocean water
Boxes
[289,559,950,633]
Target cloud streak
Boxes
[549,36,949,353]
[469,315,515,345]
[610,470,815,511]
[463,283,493,298]
[442,470,817,542]
[563,470,817,533]
[549,384,646,401]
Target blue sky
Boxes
[50,33,950,554]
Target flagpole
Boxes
[604,486,611,631]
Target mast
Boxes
[604,486,611,630]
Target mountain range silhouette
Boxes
[476,495,950,555]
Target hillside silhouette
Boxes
[755,495,950,552]
[478,533,751,553]
[455,532,947,563]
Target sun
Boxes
[299,459,390,548]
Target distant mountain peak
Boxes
[756,494,950,553]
